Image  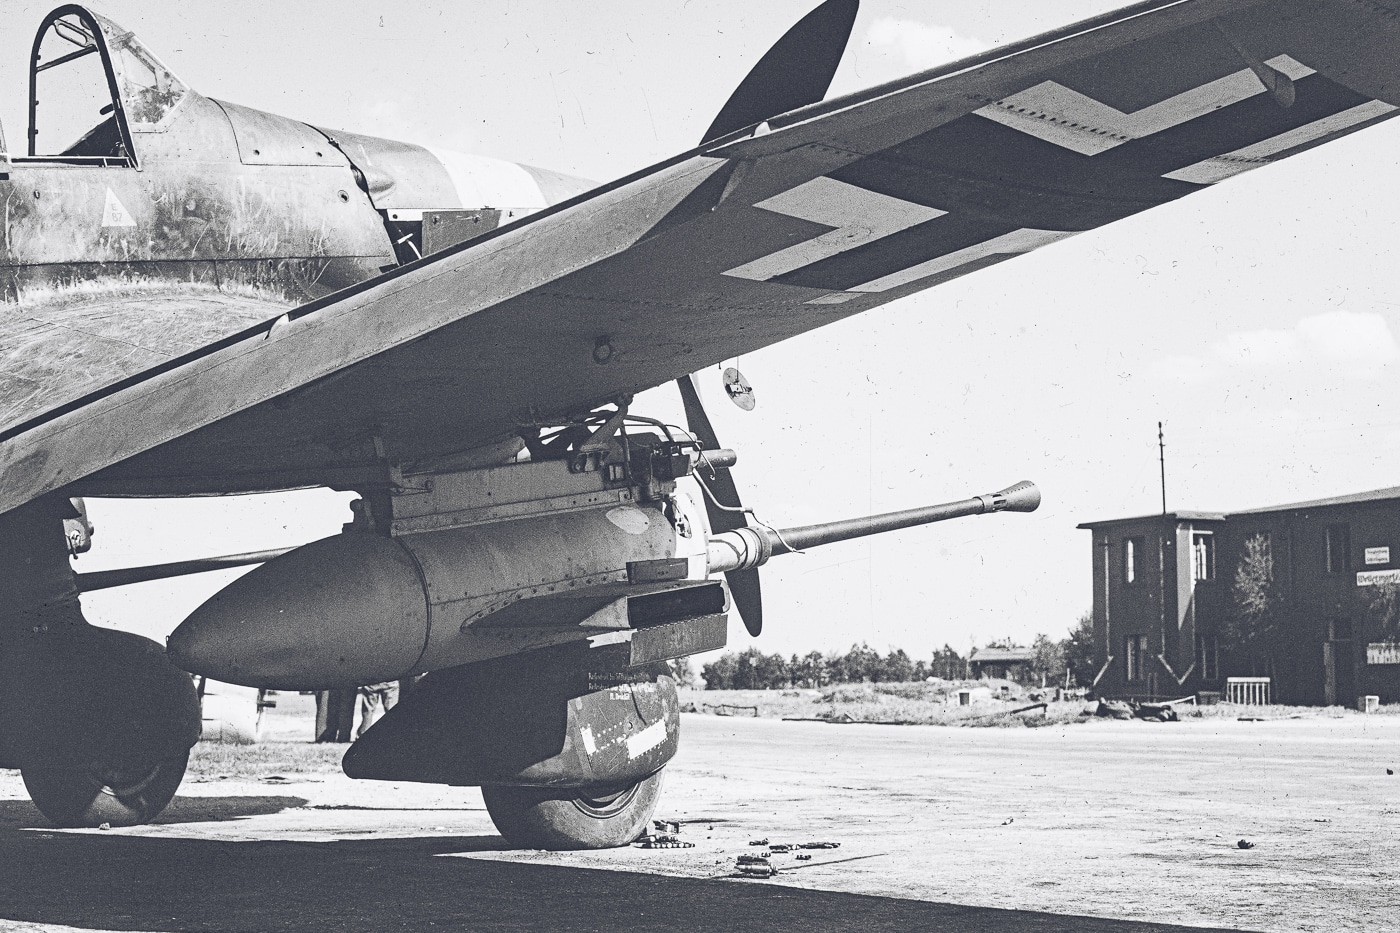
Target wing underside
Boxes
[3,0,1399,510]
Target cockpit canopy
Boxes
[28,4,190,164]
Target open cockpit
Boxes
[23,5,190,167]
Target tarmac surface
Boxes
[1,704,1396,932]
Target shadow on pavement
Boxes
[0,796,309,827]
[0,825,1251,933]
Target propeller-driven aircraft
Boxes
[2,0,1398,847]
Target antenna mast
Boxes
[1158,421,1167,516]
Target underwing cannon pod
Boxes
[707,481,1040,574]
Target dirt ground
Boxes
[0,695,1396,932]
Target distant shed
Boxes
[969,646,1036,681]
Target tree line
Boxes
[698,615,1096,690]
[690,542,1400,692]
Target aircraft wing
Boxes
[4,0,1399,509]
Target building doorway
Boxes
[1324,618,1355,707]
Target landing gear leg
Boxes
[0,496,201,828]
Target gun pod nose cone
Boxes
[168,533,429,689]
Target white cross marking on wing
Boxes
[1164,99,1397,184]
[722,176,946,282]
[975,55,1315,155]
[849,227,1075,294]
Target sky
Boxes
[4,1,1400,663]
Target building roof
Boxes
[1080,486,1400,530]
[1076,510,1226,530]
[969,646,1036,664]
[1229,485,1400,515]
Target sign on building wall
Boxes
[1367,643,1400,665]
[1365,546,1391,565]
[1356,569,1400,586]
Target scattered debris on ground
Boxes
[781,853,887,872]
[683,681,1093,728]
[1094,699,1179,722]
[1237,839,1255,849]
[684,684,1395,728]
[735,854,776,877]
[1134,702,1180,722]
[637,835,693,849]
[707,704,759,717]
[635,819,694,849]
[728,837,845,877]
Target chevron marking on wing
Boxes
[976,55,1316,155]
[723,176,946,282]
[848,227,1075,293]
[1163,99,1398,183]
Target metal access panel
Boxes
[629,614,728,666]
[423,209,502,256]
[213,99,340,166]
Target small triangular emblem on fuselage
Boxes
[102,188,137,227]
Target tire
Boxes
[21,747,190,828]
[482,770,665,850]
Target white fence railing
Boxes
[1225,677,1271,705]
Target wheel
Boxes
[21,748,190,828]
[482,770,665,850]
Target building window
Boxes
[1325,524,1350,574]
[1123,537,1144,584]
[1192,533,1215,582]
[1124,634,1149,681]
[1194,632,1218,681]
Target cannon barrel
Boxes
[707,481,1039,573]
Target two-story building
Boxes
[1079,487,1400,706]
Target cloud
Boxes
[1155,310,1398,383]
[834,17,990,93]
[864,18,990,72]
[1212,328,1304,368]
[1296,310,1398,365]
[1216,310,1398,369]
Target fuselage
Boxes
[1,6,592,301]
[0,4,590,438]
